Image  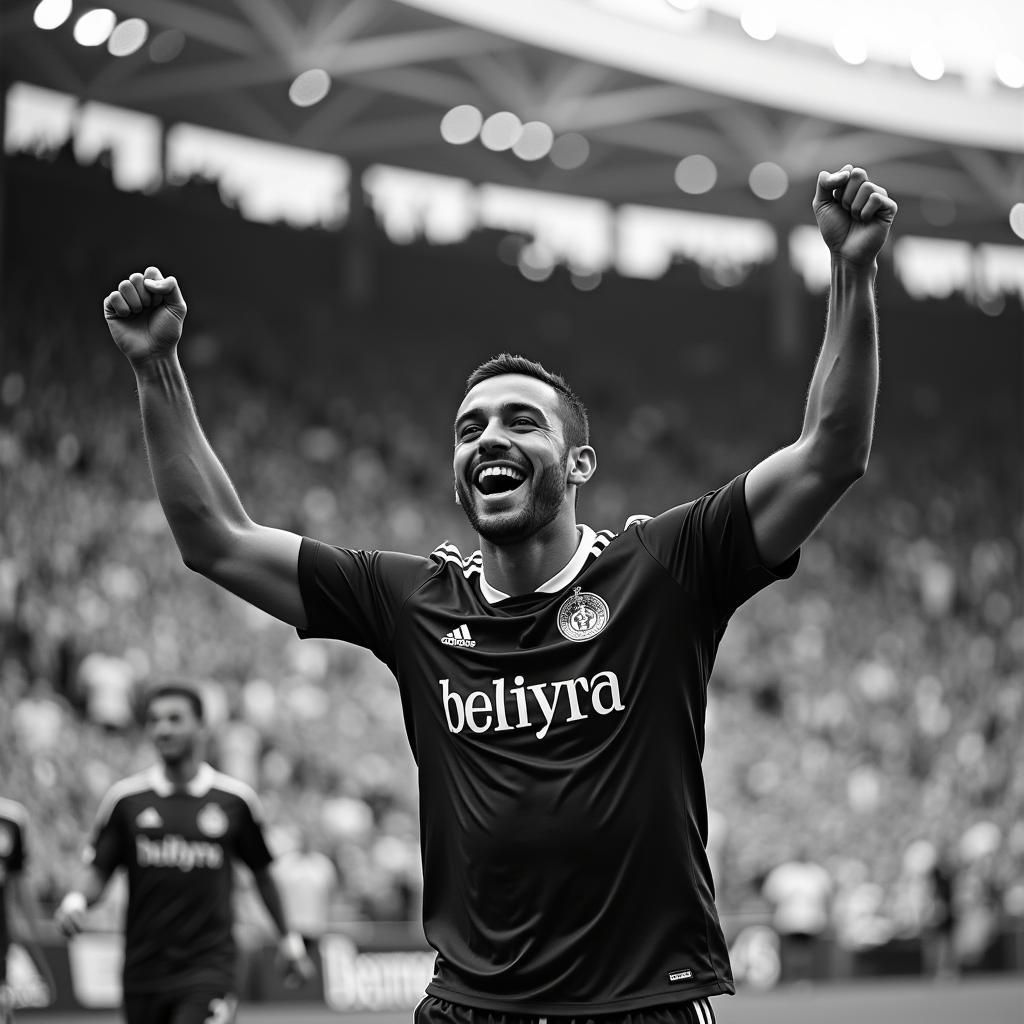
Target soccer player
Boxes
[0,797,52,1023]
[54,683,313,1024]
[101,165,896,1022]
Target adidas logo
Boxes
[441,624,476,648]
[136,807,163,829]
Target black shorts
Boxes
[123,990,238,1024]
[416,996,718,1024]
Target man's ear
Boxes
[567,446,597,487]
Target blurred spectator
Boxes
[925,844,959,979]
[271,828,339,954]
[761,848,833,982]
[76,651,136,731]
[955,823,1004,970]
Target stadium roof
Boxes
[3,0,1022,243]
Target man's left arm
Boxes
[251,867,316,986]
[745,164,898,566]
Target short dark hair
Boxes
[463,354,590,448]
[144,682,204,722]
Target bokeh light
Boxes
[440,105,483,145]
[289,69,331,108]
[749,161,788,200]
[496,234,526,266]
[108,19,149,58]
[571,269,602,292]
[920,192,955,228]
[995,52,1024,89]
[550,133,590,170]
[518,242,555,282]
[910,43,945,81]
[33,0,72,30]
[1009,203,1024,241]
[149,29,186,63]
[740,5,776,42]
[674,154,717,195]
[74,9,117,47]
[833,29,868,66]
[480,112,523,152]
[513,121,555,161]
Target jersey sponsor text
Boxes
[439,672,625,739]
[135,834,224,871]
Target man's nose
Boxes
[477,419,511,451]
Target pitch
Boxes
[18,976,1024,1024]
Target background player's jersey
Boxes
[86,763,273,994]
[297,473,798,1014]
[0,797,28,963]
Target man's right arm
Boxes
[105,267,306,628]
[53,865,113,937]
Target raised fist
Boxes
[813,166,898,267]
[104,266,187,366]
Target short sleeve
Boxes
[632,472,799,623]
[232,794,274,874]
[85,796,127,875]
[296,538,435,659]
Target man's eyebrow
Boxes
[454,401,550,431]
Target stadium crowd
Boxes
[1,146,1021,972]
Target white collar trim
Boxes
[148,762,215,798]
[479,525,597,604]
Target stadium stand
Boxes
[1,146,1021,977]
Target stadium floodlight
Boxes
[749,161,788,200]
[740,4,776,42]
[1010,203,1024,241]
[480,112,523,152]
[289,69,331,108]
[108,19,149,58]
[995,52,1024,89]
[440,105,483,145]
[513,122,555,161]
[674,154,717,195]
[910,43,945,81]
[33,0,72,30]
[73,8,117,47]
[549,133,590,170]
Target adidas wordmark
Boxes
[441,624,476,648]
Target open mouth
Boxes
[474,464,527,497]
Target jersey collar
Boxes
[479,525,597,604]
[148,761,215,798]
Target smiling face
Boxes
[146,694,202,766]
[454,374,591,545]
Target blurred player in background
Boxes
[54,683,313,1024]
[102,165,895,1022]
[0,797,52,1024]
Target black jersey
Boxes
[0,797,28,957]
[86,763,273,994]
[297,473,798,1014]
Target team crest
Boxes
[196,803,228,838]
[0,824,12,857]
[557,586,610,642]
